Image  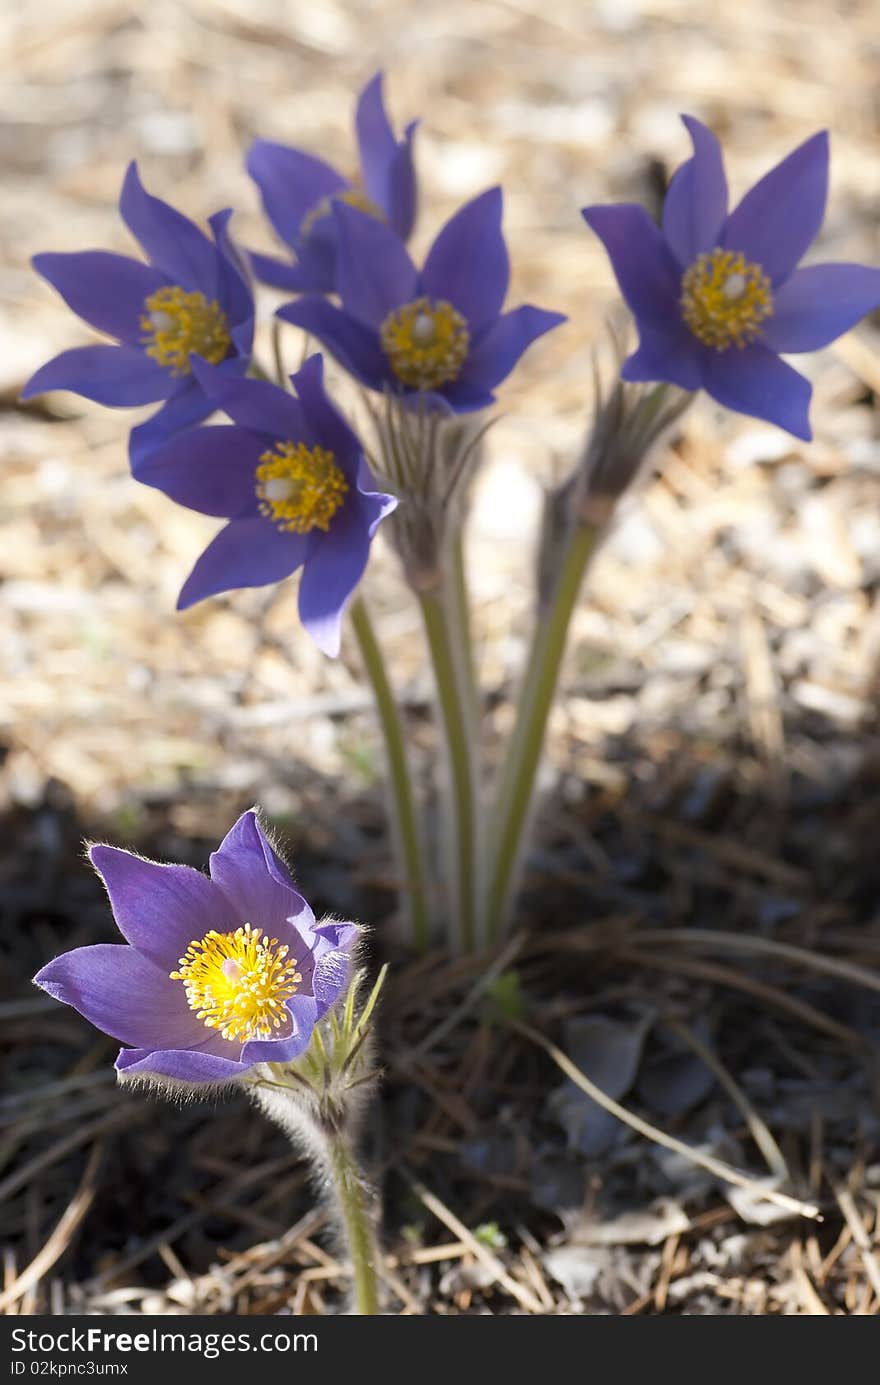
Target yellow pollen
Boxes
[255,440,348,534]
[141,286,231,376]
[379,296,470,390]
[680,249,773,350]
[170,923,303,1043]
[300,185,385,238]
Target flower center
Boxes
[379,297,470,390]
[300,185,385,238]
[256,441,348,534]
[141,286,231,376]
[170,923,303,1043]
[680,249,773,350]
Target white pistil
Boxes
[411,313,436,347]
[722,273,747,301]
[149,310,175,331]
[262,476,296,503]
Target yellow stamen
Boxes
[379,297,470,390]
[300,185,385,238]
[141,286,231,376]
[170,923,303,1043]
[680,248,773,350]
[256,441,348,534]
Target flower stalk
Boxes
[251,965,387,1314]
[484,518,599,941]
[369,395,488,952]
[450,515,480,730]
[350,594,430,950]
[253,1068,383,1314]
[417,580,483,952]
[484,378,693,941]
[324,1127,382,1315]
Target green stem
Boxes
[325,1128,381,1315]
[418,586,481,952]
[350,595,430,951]
[451,527,480,728]
[485,522,599,941]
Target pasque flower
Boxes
[582,118,880,440]
[134,353,395,656]
[277,188,566,412]
[247,71,417,295]
[22,163,255,468]
[34,811,359,1085]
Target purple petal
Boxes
[32,252,168,345]
[246,140,346,246]
[386,120,418,241]
[722,131,829,284]
[311,919,361,955]
[177,516,309,609]
[239,994,318,1065]
[190,360,306,439]
[115,1045,250,1084]
[21,345,171,406]
[355,72,398,211]
[662,115,729,267]
[129,380,214,472]
[761,262,880,353]
[430,380,496,412]
[248,249,319,294]
[120,162,220,294]
[312,950,353,1018]
[290,353,360,465]
[298,493,376,657]
[208,209,255,334]
[134,424,263,517]
[621,320,704,391]
[289,226,339,294]
[35,944,206,1049]
[421,188,509,329]
[89,844,231,970]
[702,343,812,439]
[354,456,397,532]
[296,916,359,1015]
[582,203,681,324]
[278,298,389,390]
[230,319,255,361]
[334,202,418,327]
[463,305,566,391]
[209,809,314,932]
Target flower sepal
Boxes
[370,390,493,593]
[249,962,387,1137]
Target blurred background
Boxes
[2,0,880,1316]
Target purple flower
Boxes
[247,71,417,296]
[22,163,255,469]
[33,811,359,1086]
[134,353,395,656]
[277,187,566,413]
[582,119,880,440]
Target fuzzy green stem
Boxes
[418,585,481,952]
[485,521,599,941]
[350,595,430,951]
[325,1128,381,1315]
[451,527,479,727]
